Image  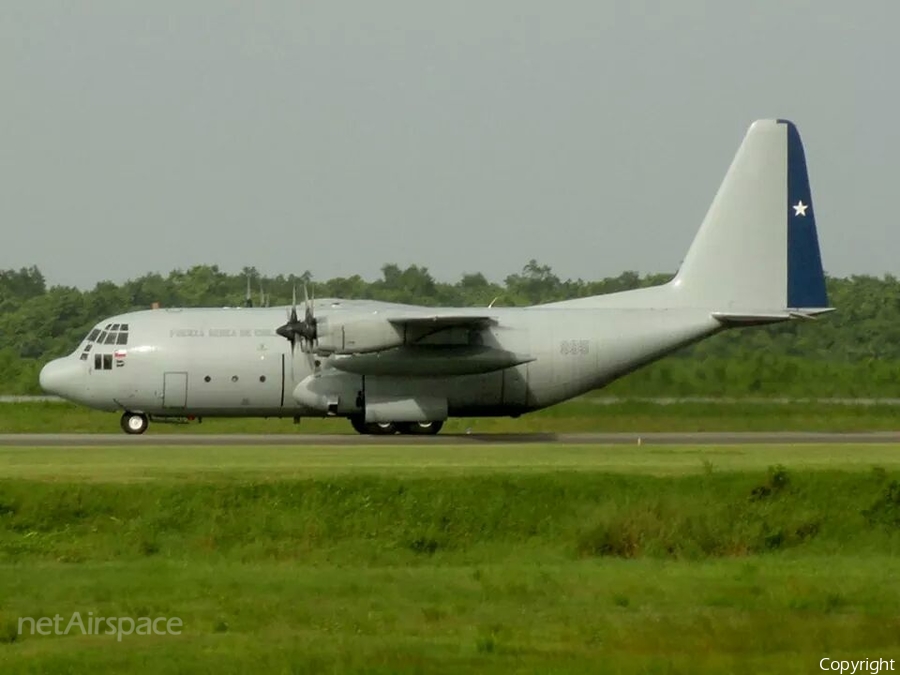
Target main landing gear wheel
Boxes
[120,412,149,435]
[349,417,398,435]
[397,421,444,435]
[366,422,398,435]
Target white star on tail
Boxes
[793,200,808,217]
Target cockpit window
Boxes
[86,324,129,350]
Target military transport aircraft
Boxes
[40,119,830,435]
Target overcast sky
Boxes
[1,1,896,289]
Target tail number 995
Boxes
[559,339,590,356]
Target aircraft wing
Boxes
[386,314,498,345]
[388,315,497,330]
[312,310,500,356]
[328,344,533,377]
[318,311,519,374]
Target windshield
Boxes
[84,324,129,345]
[78,323,130,360]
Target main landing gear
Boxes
[120,412,149,435]
[349,417,443,436]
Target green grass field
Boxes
[1,443,900,673]
[0,443,898,481]
[4,398,900,433]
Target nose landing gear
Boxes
[120,412,149,435]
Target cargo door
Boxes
[163,372,188,409]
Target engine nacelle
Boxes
[292,371,362,415]
[315,318,404,355]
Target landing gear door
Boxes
[163,372,188,409]
[502,364,528,407]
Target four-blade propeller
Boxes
[276,284,318,354]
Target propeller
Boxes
[302,284,318,351]
[244,276,253,308]
[276,283,318,355]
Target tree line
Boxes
[1,263,899,396]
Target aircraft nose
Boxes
[39,358,84,399]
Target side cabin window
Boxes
[93,353,114,371]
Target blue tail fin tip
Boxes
[778,119,828,308]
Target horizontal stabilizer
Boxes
[712,308,834,327]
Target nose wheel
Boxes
[120,412,149,435]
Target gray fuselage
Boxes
[41,293,721,421]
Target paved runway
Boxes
[3,432,900,446]
[9,396,900,405]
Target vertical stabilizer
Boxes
[671,119,828,311]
